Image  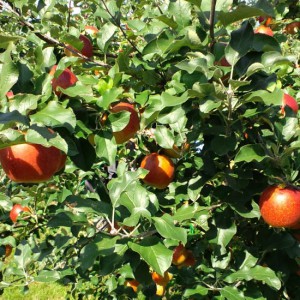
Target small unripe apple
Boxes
[254,25,274,37]
[50,65,78,96]
[10,204,30,223]
[64,34,93,58]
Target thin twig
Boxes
[99,0,142,56]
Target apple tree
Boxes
[0,0,300,299]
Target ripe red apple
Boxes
[254,25,274,37]
[259,185,300,228]
[10,204,30,223]
[50,65,78,96]
[0,143,67,183]
[140,153,175,189]
[64,34,93,58]
[110,102,140,144]
[281,93,298,114]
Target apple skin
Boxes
[254,25,274,37]
[259,186,300,228]
[0,143,67,183]
[281,93,298,114]
[110,102,140,144]
[50,65,78,96]
[10,204,30,223]
[64,34,93,58]
[140,153,175,189]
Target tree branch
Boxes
[209,0,217,52]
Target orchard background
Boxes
[0,0,300,299]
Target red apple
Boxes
[0,143,67,183]
[259,185,300,228]
[10,204,30,223]
[281,93,298,114]
[110,102,140,144]
[64,34,93,58]
[50,65,78,96]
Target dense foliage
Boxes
[0,0,300,299]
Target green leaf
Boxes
[109,110,130,132]
[14,242,32,270]
[0,46,19,99]
[9,94,39,115]
[211,135,236,155]
[128,237,173,275]
[219,5,270,27]
[220,286,245,300]
[154,125,174,149]
[26,125,68,153]
[152,214,187,243]
[176,58,208,75]
[252,34,281,53]
[226,21,254,64]
[95,132,117,165]
[34,270,60,283]
[119,184,152,225]
[168,0,191,30]
[108,169,147,207]
[59,82,95,102]
[183,285,209,298]
[215,222,237,249]
[142,32,171,57]
[235,144,267,163]
[224,265,281,290]
[173,202,199,222]
[97,23,117,53]
[0,111,29,127]
[30,101,76,132]
[97,87,124,109]
[245,89,283,106]
[0,128,25,149]
[161,91,189,107]
[0,34,24,49]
